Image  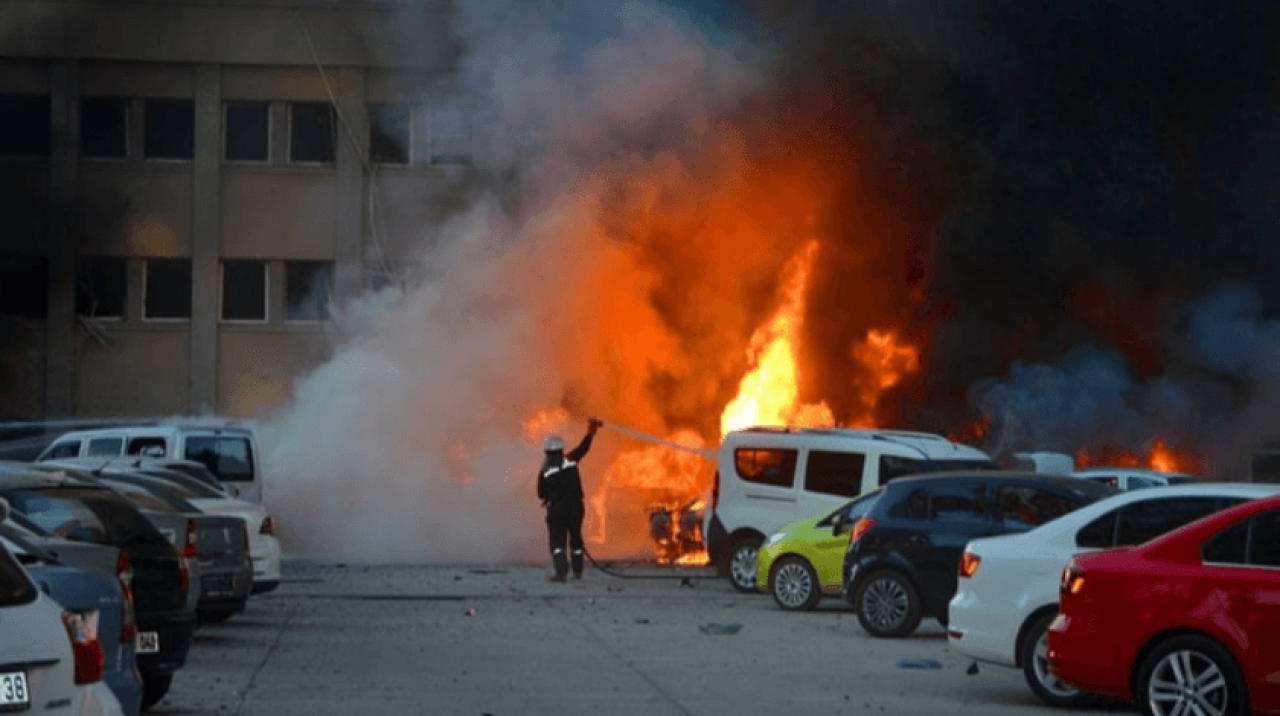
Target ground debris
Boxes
[698,622,742,635]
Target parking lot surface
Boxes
[154,560,1130,716]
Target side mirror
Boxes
[831,512,848,537]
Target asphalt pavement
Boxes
[152,560,1133,716]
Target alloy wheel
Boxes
[1032,631,1080,699]
[774,561,813,609]
[1147,649,1230,716]
[863,576,909,631]
[730,543,758,591]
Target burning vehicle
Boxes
[647,496,707,565]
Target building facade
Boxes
[0,0,473,420]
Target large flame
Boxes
[1075,437,1202,475]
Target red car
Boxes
[1047,494,1280,716]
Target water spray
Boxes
[595,421,718,460]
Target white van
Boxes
[706,426,996,592]
[35,422,265,503]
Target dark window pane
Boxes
[1076,511,1118,548]
[1203,520,1249,564]
[221,260,266,321]
[86,437,123,457]
[430,106,472,165]
[285,261,333,321]
[0,547,37,607]
[1249,511,1280,567]
[144,258,191,319]
[1114,497,1230,547]
[75,257,126,318]
[225,101,269,161]
[804,450,866,497]
[291,102,335,163]
[733,448,797,488]
[0,94,50,157]
[184,436,254,482]
[144,99,194,159]
[997,485,1076,529]
[45,441,80,459]
[889,488,931,519]
[1128,475,1161,490]
[81,98,128,158]
[1252,453,1280,484]
[928,482,987,522]
[0,255,48,318]
[370,103,410,164]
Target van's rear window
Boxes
[184,436,255,482]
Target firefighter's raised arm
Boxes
[567,418,602,462]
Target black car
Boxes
[0,464,197,710]
[839,471,1117,638]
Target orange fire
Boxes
[848,328,920,428]
[1075,437,1201,475]
[521,407,570,444]
[720,240,834,435]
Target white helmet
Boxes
[543,435,564,452]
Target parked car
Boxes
[1070,467,1197,491]
[3,527,142,715]
[0,527,115,716]
[706,426,997,592]
[46,460,280,595]
[757,490,883,610]
[1048,495,1280,716]
[841,472,1117,638]
[0,465,196,710]
[35,422,264,503]
[948,483,1280,708]
[92,473,253,623]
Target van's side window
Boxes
[804,450,866,497]
[44,441,80,459]
[734,448,797,488]
[127,437,167,457]
[185,436,255,482]
[86,437,123,456]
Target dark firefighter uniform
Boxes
[538,420,600,581]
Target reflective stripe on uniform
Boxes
[542,460,578,478]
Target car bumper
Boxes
[1046,613,1130,701]
[251,535,282,587]
[947,587,1021,666]
[198,561,254,611]
[136,610,198,677]
[755,539,782,592]
[103,660,143,716]
[705,512,728,565]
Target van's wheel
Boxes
[769,556,821,611]
[140,673,173,711]
[727,536,763,593]
[1136,635,1247,716]
[855,570,922,638]
[1021,612,1095,708]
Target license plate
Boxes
[203,576,234,597]
[0,670,29,708]
[137,631,160,654]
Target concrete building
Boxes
[0,0,475,420]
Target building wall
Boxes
[0,0,473,420]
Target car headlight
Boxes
[766,532,787,547]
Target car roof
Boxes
[1071,467,1197,480]
[886,470,1104,489]
[723,426,992,460]
[48,423,254,441]
[0,461,106,490]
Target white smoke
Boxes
[255,1,767,561]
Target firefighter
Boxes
[538,417,602,582]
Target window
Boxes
[0,93,50,158]
[997,485,1075,529]
[0,544,37,607]
[733,448,797,488]
[80,97,128,158]
[220,260,267,322]
[1128,475,1161,490]
[0,255,48,318]
[1203,521,1249,564]
[1249,511,1280,567]
[86,437,123,457]
[144,99,195,159]
[819,490,882,528]
[285,261,333,321]
[184,436,254,482]
[804,450,865,498]
[143,258,192,320]
[126,437,167,457]
[44,441,80,459]
[291,102,335,163]
[75,257,126,319]
[369,103,410,164]
[1076,510,1118,548]
[1114,497,1235,547]
[429,106,472,166]
[928,482,987,522]
[225,101,269,162]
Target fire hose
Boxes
[579,420,718,580]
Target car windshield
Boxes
[0,486,169,546]
[1163,475,1196,486]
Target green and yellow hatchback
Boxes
[756,489,883,611]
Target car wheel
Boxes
[1021,612,1095,708]
[140,673,174,711]
[1136,635,1247,716]
[727,536,763,593]
[855,570,922,638]
[770,556,821,611]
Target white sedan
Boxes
[947,482,1280,708]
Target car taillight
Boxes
[1060,558,1086,596]
[116,551,136,644]
[848,517,875,545]
[62,611,105,685]
[183,519,199,559]
[177,546,191,595]
[958,552,981,578]
[260,515,276,536]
